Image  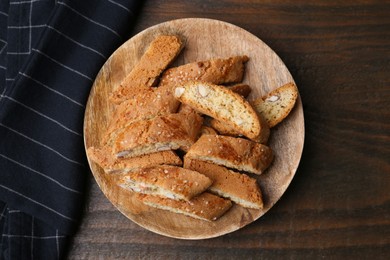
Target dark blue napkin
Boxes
[0,0,142,258]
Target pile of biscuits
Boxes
[87,35,298,221]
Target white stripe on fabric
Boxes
[0,184,76,221]
[0,153,82,194]
[46,26,106,59]
[31,217,34,259]
[7,24,46,29]
[2,95,82,136]
[0,11,8,17]
[56,229,60,260]
[106,0,132,13]
[0,205,6,218]
[7,210,21,213]
[0,123,84,166]
[0,42,8,54]
[9,0,45,4]
[7,51,30,55]
[57,1,121,38]
[2,234,66,239]
[19,72,85,107]
[32,48,93,81]
[28,0,33,53]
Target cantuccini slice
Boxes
[174,81,263,140]
[185,134,273,175]
[184,158,263,209]
[117,165,212,201]
[110,35,184,104]
[208,112,270,144]
[112,110,203,159]
[159,56,249,87]
[137,192,232,221]
[227,83,252,98]
[251,82,299,128]
[87,148,182,174]
[105,84,180,137]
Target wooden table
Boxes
[68,1,390,259]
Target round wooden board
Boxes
[84,18,305,239]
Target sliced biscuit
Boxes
[227,83,252,98]
[105,84,180,137]
[138,192,232,221]
[117,165,212,201]
[159,56,249,87]
[184,158,263,209]
[87,148,182,174]
[251,82,299,128]
[185,134,273,175]
[174,81,262,140]
[112,110,203,158]
[208,111,270,144]
[110,35,184,104]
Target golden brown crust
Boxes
[185,134,273,175]
[137,192,232,221]
[110,35,184,104]
[117,165,212,201]
[227,83,252,98]
[251,82,299,128]
[159,56,249,87]
[112,110,203,158]
[87,148,182,174]
[174,81,262,140]
[184,158,263,209]
[104,84,180,138]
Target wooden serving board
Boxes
[83,18,305,239]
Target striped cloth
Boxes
[0,0,141,258]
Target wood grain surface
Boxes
[69,1,390,259]
[84,18,304,239]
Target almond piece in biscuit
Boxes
[110,35,184,104]
[251,82,299,128]
[174,81,263,140]
[138,192,232,221]
[184,158,263,209]
[185,134,273,175]
[117,165,212,201]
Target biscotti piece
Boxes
[137,192,232,221]
[208,112,270,144]
[227,83,252,98]
[185,134,273,175]
[159,56,249,87]
[110,35,184,104]
[251,82,299,128]
[117,165,212,201]
[184,158,263,209]
[87,148,182,174]
[112,110,203,158]
[105,84,180,137]
[174,81,262,140]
